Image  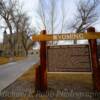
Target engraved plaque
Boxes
[47,45,91,72]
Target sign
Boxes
[32,32,100,41]
[47,45,91,72]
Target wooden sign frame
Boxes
[32,32,100,41]
[33,27,100,92]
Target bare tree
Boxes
[50,0,56,35]
[69,0,100,44]
[12,9,33,56]
[0,0,34,56]
[37,0,68,45]
[19,15,31,56]
[60,0,67,33]
[0,0,20,56]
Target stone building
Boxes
[2,30,33,56]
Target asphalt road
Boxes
[0,56,39,92]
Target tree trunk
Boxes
[9,45,15,62]
[25,49,28,56]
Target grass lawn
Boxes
[0,57,25,65]
[18,66,93,87]
[0,57,9,65]
[1,64,95,100]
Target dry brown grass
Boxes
[13,56,25,61]
[48,72,92,84]
[18,65,93,89]
[47,72,93,90]
[18,64,92,84]
[1,65,94,100]
[0,57,9,65]
[0,57,25,65]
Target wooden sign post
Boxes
[35,30,47,93]
[33,27,100,92]
[88,27,100,91]
[32,32,100,41]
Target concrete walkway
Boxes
[0,56,39,92]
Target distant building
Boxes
[0,43,3,56]
[1,30,33,56]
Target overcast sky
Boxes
[0,0,38,42]
[0,0,100,43]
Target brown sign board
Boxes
[34,28,100,92]
[47,45,91,72]
[32,32,100,41]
